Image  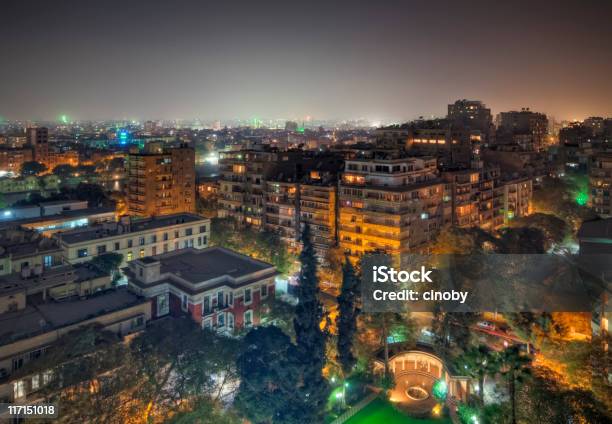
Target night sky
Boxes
[1,0,611,122]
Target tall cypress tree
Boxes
[292,223,328,423]
[337,255,360,375]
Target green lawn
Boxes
[345,398,452,424]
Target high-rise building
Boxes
[496,108,549,151]
[26,127,49,165]
[218,150,281,227]
[338,153,444,258]
[447,99,493,140]
[126,144,196,217]
[589,152,612,217]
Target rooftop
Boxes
[157,247,273,282]
[0,206,115,228]
[58,213,207,244]
[127,247,277,293]
[0,263,108,297]
[0,288,146,347]
[0,228,61,259]
[578,219,612,240]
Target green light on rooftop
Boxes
[60,114,69,124]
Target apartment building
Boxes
[589,152,612,217]
[0,264,150,403]
[125,246,277,333]
[299,177,338,258]
[496,109,549,151]
[338,153,444,257]
[264,170,339,258]
[126,144,196,217]
[265,180,299,248]
[56,213,210,267]
[501,177,532,222]
[218,149,286,227]
[0,227,63,276]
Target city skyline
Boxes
[1,0,611,122]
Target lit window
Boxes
[14,380,25,398]
[127,251,133,261]
[139,249,145,258]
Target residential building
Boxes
[299,178,338,259]
[56,213,210,267]
[126,144,196,217]
[501,177,532,222]
[447,99,494,140]
[496,109,549,151]
[125,246,277,333]
[26,127,49,165]
[589,152,612,217]
[218,149,281,227]
[0,265,150,403]
[0,148,33,174]
[338,153,444,257]
[441,166,506,229]
[6,206,115,236]
[0,227,63,276]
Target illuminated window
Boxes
[232,164,245,174]
[127,251,133,261]
[139,249,145,258]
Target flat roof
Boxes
[0,288,146,347]
[578,219,612,240]
[59,213,207,244]
[0,264,107,296]
[0,229,61,258]
[157,246,274,284]
[126,247,277,293]
[0,206,115,229]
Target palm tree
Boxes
[496,346,532,424]
[455,344,497,405]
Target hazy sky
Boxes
[1,0,611,122]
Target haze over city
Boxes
[1,0,611,122]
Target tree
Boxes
[166,398,241,424]
[15,324,136,423]
[292,224,329,422]
[90,252,124,283]
[506,213,568,250]
[53,164,77,178]
[130,318,240,422]
[361,311,414,389]
[455,344,497,405]
[496,346,532,424]
[21,160,47,176]
[497,227,546,253]
[430,225,498,255]
[73,183,108,206]
[336,255,360,375]
[234,326,299,424]
[517,368,611,424]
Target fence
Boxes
[329,392,378,424]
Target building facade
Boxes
[127,144,196,217]
[56,213,210,267]
[589,152,612,217]
[338,154,444,257]
[125,246,277,333]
